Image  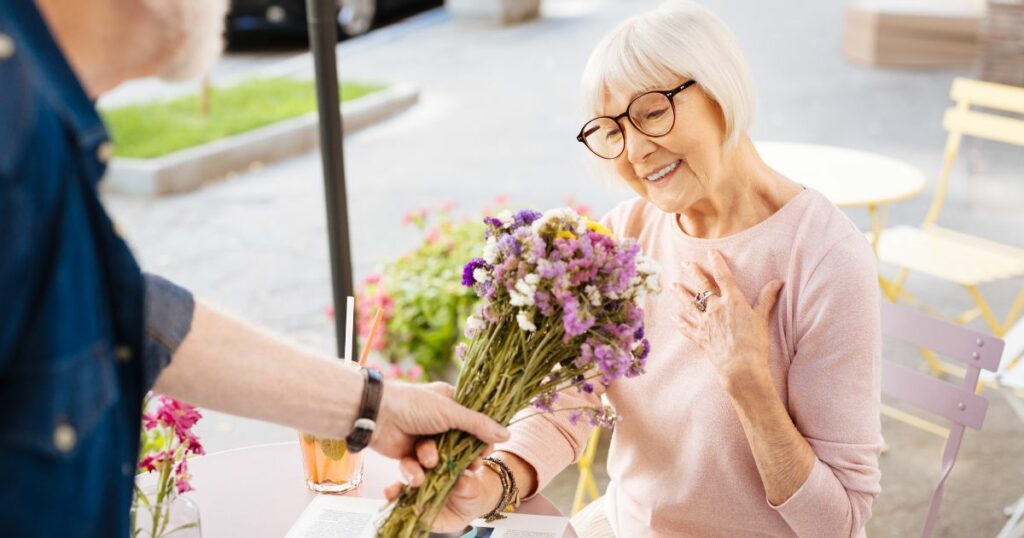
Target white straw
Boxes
[344,296,355,362]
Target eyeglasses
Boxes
[576,80,697,159]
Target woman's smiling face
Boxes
[601,83,728,215]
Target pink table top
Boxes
[178,441,576,537]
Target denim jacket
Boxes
[1,2,193,536]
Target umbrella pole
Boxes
[306,0,357,360]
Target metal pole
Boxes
[306,0,357,360]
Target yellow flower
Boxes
[555,231,577,240]
[585,220,614,239]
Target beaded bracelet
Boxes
[481,456,519,522]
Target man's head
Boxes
[36,0,229,97]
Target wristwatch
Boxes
[345,367,383,453]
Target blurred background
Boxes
[97,0,1024,535]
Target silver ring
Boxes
[694,290,715,312]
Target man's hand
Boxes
[371,382,510,460]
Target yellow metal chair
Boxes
[875,77,1024,361]
[571,427,603,515]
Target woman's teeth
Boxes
[645,160,681,182]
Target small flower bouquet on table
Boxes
[132,394,205,538]
[376,208,660,538]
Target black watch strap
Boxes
[345,367,383,453]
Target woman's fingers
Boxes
[384,482,404,501]
[399,457,426,487]
[755,280,784,318]
[681,261,715,295]
[707,250,739,299]
[672,283,703,324]
[450,470,482,500]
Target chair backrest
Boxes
[881,302,1005,537]
[923,77,1024,226]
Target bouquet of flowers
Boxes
[132,394,205,537]
[376,208,660,537]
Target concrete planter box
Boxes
[102,84,419,196]
[445,0,540,24]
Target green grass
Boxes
[102,78,385,159]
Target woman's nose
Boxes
[621,121,656,164]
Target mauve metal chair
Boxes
[881,302,1005,537]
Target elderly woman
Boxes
[391,1,883,536]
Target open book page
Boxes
[285,495,569,538]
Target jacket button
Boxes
[0,33,14,60]
[115,345,133,362]
[53,422,77,453]
[97,141,115,163]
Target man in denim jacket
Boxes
[0,1,510,536]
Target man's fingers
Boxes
[755,280,784,318]
[399,457,426,488]
[425,382,455,398]
[443,401,510,444]
[416,439,439,468]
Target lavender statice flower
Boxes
[512,209,542,229]
[531,392,559,412]
[462,258,488,287]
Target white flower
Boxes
[497,209,514,227]
[473,267,490,283]
[510,276,538,307]
[482,237,499,265]
[516,310,537,332]
[531,207,582,234]
[524,273,540,285]
[465,315,486,338]
[645,273,662,294]
[585,285,602,307]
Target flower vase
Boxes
[131,486,201,538]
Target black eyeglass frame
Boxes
[576,79,698,159]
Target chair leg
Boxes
[964,285,1005,336]
[571,428,603,515]
[998,496,1024,538]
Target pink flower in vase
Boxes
[156,396,203,433]
[138,451,167,473]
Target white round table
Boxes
[756,141,927,252]
[175,442,576,537]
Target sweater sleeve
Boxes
[770,233,883,537]
[494,386,599,499]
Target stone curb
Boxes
[102,84,419,196]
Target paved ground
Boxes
[103,1,1024,535]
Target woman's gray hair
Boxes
[580,0,756,147]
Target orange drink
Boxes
[299,433,364,493]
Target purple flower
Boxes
[498,234,521,258]
[512,209,542,229]
[483,216,504,229]
[531,392,559,412]
[462,258,487,287]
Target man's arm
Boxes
[145,274,509,457]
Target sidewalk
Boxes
[103,1,1024,535]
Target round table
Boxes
[178,442,576,537]
[756,141,927,252]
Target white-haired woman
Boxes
[391,2,883,536]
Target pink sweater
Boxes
[497,189,883,537]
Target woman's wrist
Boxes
[722,354,772,400]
